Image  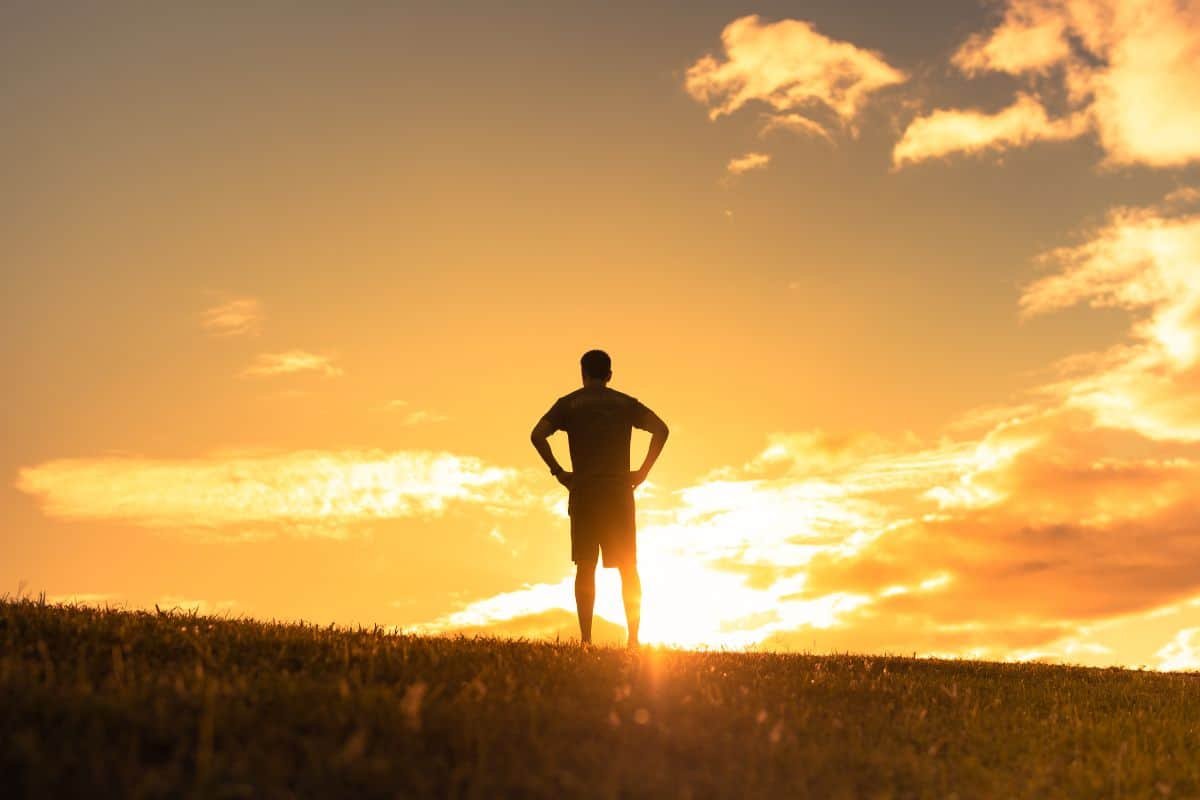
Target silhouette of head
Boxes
[581,349,612,385]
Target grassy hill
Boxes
[2,600,1198,798]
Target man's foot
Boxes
[626,637,639,650]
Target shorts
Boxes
[568,479,636,568]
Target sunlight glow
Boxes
[424,438,984,649]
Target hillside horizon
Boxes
[5,599,1199,798]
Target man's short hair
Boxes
[581,349,611,379]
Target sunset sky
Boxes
[6,0,1200,669]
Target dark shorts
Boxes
[569,479,636,568]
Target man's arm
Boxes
[632,406,669,487]
[530,414,571,488]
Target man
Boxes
[530,349,669,648]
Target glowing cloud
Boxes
[726,152,771,176]
[952,0,1072,76]
[45,593,120,606]
[1021,203,1200,320]
[893,94,1088,165]
[1021,197,1200,440]
[1157,628,1200,671]
[242,350,343,378]
[399,410,449,426]
[898,0,1200,167]
[16,450,527,538]
[381,400,449,426]
[200,297,262,337]
[760,113,834,141]
[686,15,905,136]
[156,596,238,614]
[792,192,1200,652]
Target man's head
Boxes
[580,349,612,385]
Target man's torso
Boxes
[549,386,645,488]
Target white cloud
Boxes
[760,113,834,141]
[952,0,1072,76]
[200,298,262,337]
[1021,199,1200,441]
[686,14,905,165]
[241,350,343,378]
[399,410,448,426]
[726,152,771,176]
[155,596,238,615]
[898,0,1200,168]
[380,400,449,426]
[893,94,1089,165]
[44,592,120,606]
[1157,627,1200,671]
[16,449,528,539]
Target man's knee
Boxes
[575,561,597,586]
[619,566,641,593]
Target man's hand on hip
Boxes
[555,470,574,490]
[629,468,649,488]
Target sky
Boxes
[5,0,1200,669]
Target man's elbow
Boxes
[656,423,670,440]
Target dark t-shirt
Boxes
[543,386,656,484]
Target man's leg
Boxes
[619,565,641,648]
[575,560,597,645]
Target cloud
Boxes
[784,193,1200,646]
[200,298,261,337]
[789,192,1200,650]
[685,15,906,137]
[898,0,1200,167]
[952,0,1072,76]
[726,152,771,176]
[759,113,834,141]
[1021,196,1200,440]
[892,93,1089,165]
[44,592,120,606]
[241,350,343,378]
[16,449,529,539]
[1156,628,1200,671]
[381,400,449,426]
[1021,202,1200,320]
[155,596,238,614]
[400,410,449,426]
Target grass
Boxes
[2,600,1198,798]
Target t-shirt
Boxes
[543,386,657,484]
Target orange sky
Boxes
[6,0,1200,669]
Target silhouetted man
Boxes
[530,349,669,648]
